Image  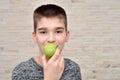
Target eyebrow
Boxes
[37,27,47,31]
[37,27,64,31]
[55,27,64,30]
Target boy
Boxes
[12,4,82,80]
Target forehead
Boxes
[37,17,65,29]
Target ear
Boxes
[32,32,37,43]
[65,30,70,42]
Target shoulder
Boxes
[12,58,35,78]
[12,58,33,72]
[62,58,82,80]
[64,58,80,70]
[12,58,44,80]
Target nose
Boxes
[48,32,55,43]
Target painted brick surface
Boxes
[0,0,120,80]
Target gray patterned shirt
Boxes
[12,58,82,80]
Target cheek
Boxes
[36,35,47,46]
[56,35,66,46]
[59,34,67,41]
[36,36,47,53]
[56,36,66,42]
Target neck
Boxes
[34,54,43,67]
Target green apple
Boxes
[43,43,57,58]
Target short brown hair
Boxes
[33,4,67,33]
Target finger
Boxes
[42,54,47,67]
[59,56,64,70]
[58,55,62,63]
[60,56,64,66]
[50,48,60,61]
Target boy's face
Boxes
[32,17,70,55]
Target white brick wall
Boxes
[0,0,120,80]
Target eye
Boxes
[56,31,63,34]
[39,31,47,34]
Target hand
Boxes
[42,48,64,80]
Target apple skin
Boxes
[43,43,57,58]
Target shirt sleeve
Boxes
[75,65,82,80]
